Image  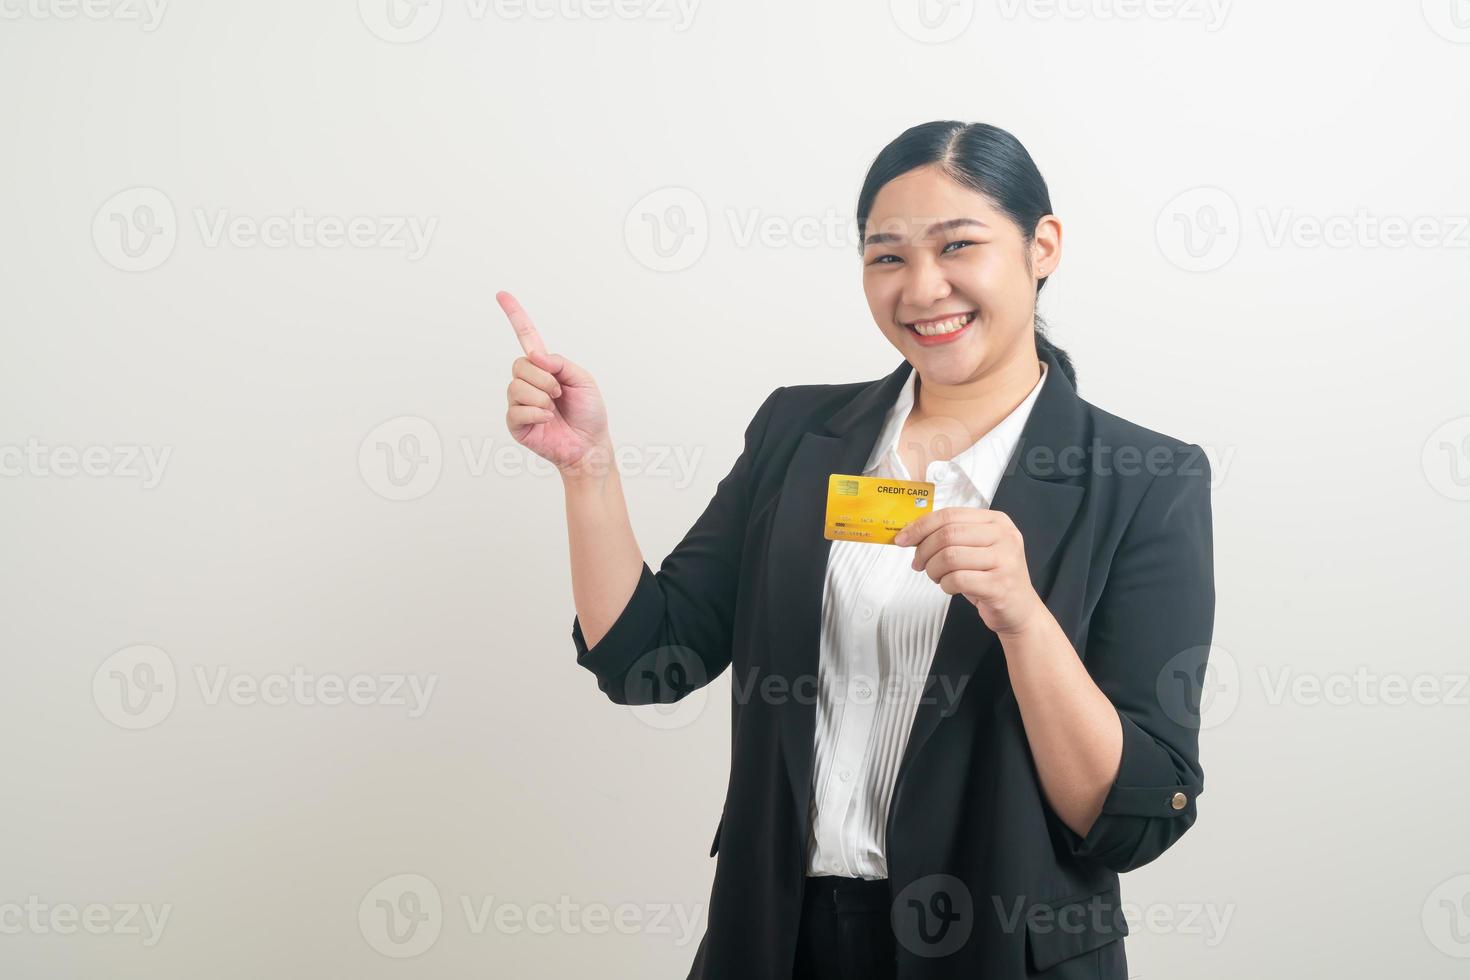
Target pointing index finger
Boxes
[496,290,546,355]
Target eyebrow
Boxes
[863,217,989,248]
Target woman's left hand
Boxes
[893,507,1044,637]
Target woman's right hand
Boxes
[497,290,612,477]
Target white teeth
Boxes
[910,312,974,336]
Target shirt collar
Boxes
[861,360,1049,507]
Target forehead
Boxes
[865,165,1004,241]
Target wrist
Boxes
[559,440,618,488]
[995,592,1052,643]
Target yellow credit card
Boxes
[823,473,935,545]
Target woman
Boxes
[500,121,1215,979]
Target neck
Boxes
[913,352,1044,444]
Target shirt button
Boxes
[839,769,852,782]
[860,606,872,619]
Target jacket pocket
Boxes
[709,813,724,857]
[1024,883,1129,973]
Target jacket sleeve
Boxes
[570,386,785,706]
[1052,442,1216,873]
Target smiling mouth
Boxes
[903,311,976,336]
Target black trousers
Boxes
[792,874,897,980]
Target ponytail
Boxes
[1034,314,1077,389]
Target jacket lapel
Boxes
[768,347,1089,848]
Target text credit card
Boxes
[823,473,935,545]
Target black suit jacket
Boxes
[570,346,1216,979]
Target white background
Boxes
[2,0,1468,976]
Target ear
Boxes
[1032,214,1063,280]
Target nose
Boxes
[899,255,952,317]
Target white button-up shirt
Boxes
[805,360,1049,879]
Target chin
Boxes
[910,336,985,371]
[915,357,983,386]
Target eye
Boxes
[942,240,975,254]
[868,254,900,265]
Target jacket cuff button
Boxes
[1170,792,1188,810]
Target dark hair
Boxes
[855,121,1077,389]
